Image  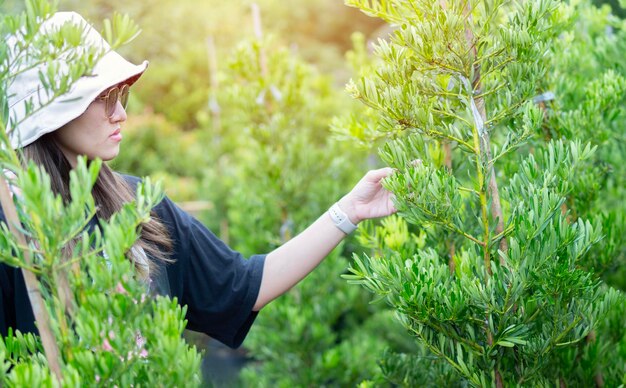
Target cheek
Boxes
[53,104,113,159]
[54,122,101,156]
[55,125,82,150]
[52,125,73,149]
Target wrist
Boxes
[329,201,358,235]
[338,195,360,225]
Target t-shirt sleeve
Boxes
[0,208,36,338]
[153,194,266,349]
[0,264,9,337]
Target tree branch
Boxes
[0,175,63,381]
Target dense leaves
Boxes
[1,0,624,386]
[341,0,626,386]
[0,2,201,385]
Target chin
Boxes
[100,148,121,162]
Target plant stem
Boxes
[458,186,480,196]
[412,328,482,386]
[444,141,456,274]
[482,127,508,257]
[542,316,583,356]
[0,175,63,381]
[407,199,483,246]
[461,2,504,386]
[471,121,491,274]
[421,319,484,354]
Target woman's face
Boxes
[52,87,127,167]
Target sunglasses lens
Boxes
[99,84,130,118]
[106,88,119,117]
[120,85,129,109]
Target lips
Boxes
[109,128,122,142]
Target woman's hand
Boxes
[338,167,397,224]
[256,167,397,310]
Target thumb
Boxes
[365,167,395,182]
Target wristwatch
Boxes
[328,202,358,235]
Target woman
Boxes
[1,12,396,348]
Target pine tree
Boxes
[341,0,626,385]
[0,1,201,385]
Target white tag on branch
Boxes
[470,97,486,137]
[459,75,486,137]
[532,91,555,104]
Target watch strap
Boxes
[328,202,358,235]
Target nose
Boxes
[109,100,127,123]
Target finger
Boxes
[366,167,395,181]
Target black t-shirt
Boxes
[0,175,266,348]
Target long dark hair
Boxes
[21,133,172,279]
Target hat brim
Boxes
[10,57,148,149]
[7,11,150,149]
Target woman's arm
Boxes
[253,167,396,310]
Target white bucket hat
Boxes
[6,11,148,149]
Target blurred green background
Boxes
[0,1,396,385]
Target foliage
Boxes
[3,0,624,386]
[206,34,364,253]
[209,32,407,385]
[538,1,626,290]
[0,1,201,385]
[109,112,215,204]
[36,0,384,130]
[340,0,626,386]
[240,250,405,387]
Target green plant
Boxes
[0,1,201,385]
[340,0,626,385]
[209,20,406,385]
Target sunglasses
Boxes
[95,84,130,118]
